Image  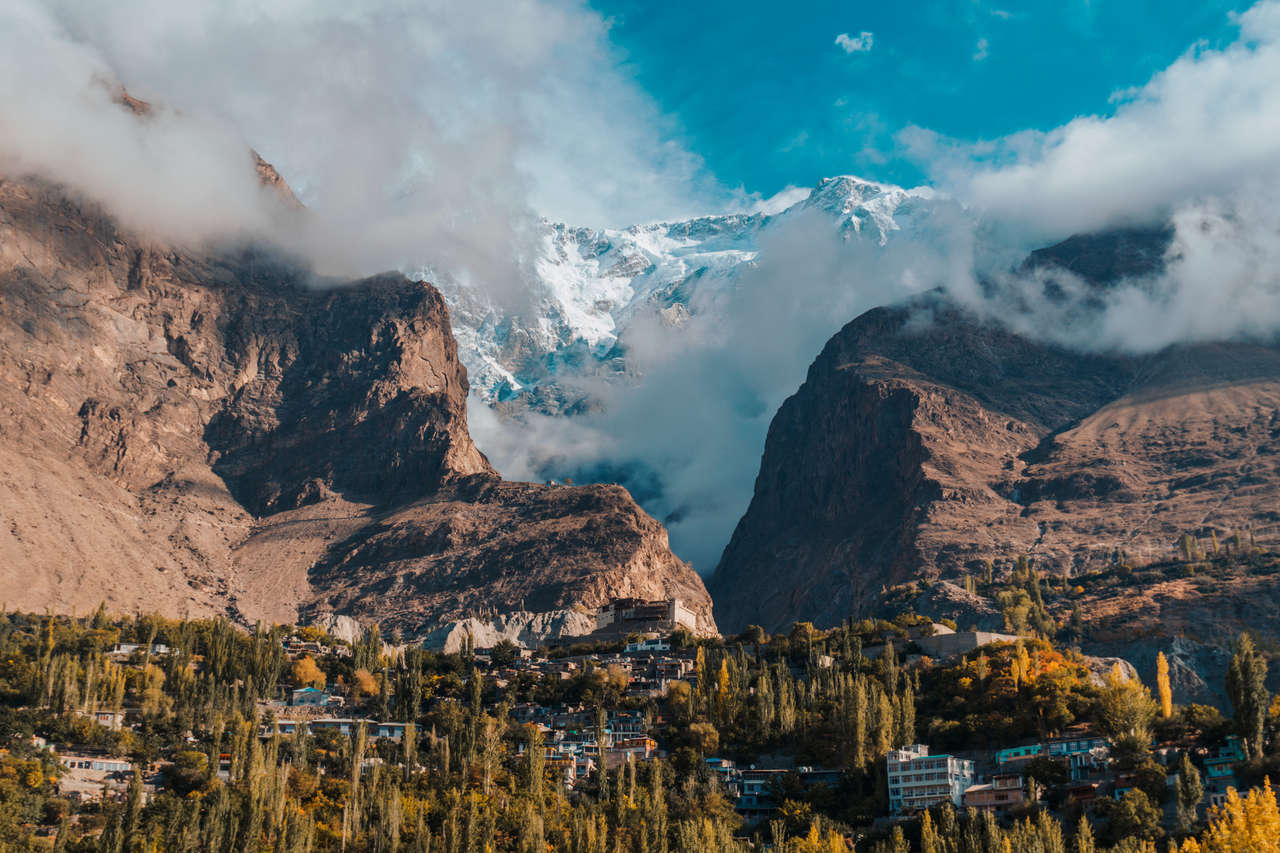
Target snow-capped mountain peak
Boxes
[429,176,942,408]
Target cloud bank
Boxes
[476,0,1280,576]
[0,0,722,302]
[930,0,1280,354]
[911,1,1280,242]
[471,200,980,572]
[7,0,1280,581]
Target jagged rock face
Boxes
[419,610,598,653]
[0,175,715,636]
[305,477,716,635]
[709,233,1280,636]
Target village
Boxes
[16,597,1256,848]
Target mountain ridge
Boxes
[706,230,1280,688]
[0,172,716,637]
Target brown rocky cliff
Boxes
[0,175,714,635]
[710,256,1280,638]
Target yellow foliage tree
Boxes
[352,668,378,698]
[1156,652,1173,719]
[1181,778,1280,853]
[292,655,326,689]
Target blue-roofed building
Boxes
[1205,736,1245,806]
[995,743,1043,765]
[290,686,333,707]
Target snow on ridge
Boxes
[429,175,942,406]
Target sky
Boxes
[590,0,1245,201]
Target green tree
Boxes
[1224,633,1269,759]
[489,639,520,668]
[1104,788,1161,844]
[1097,663,1158,759]
[1175,751,1203,834]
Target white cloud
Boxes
[835,31,875,54]
[472,199,979,572]
[924,0,1280,242]
[891,1,1280,355]
[742,185,811,216]
[0,0,721,304]
[973,37,990,61]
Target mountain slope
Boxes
[0,174,715,636]
[434,176,941,414]
[708,231,1280,638]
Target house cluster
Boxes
[859,624,1020,663]
[699,759,845,821]
[55,750,137,801]
[282,635,350,659]
[510,705,659,787]
[466,638,699,697]
[258,717,411,742]
[883,728,1245,825]
[885,731,1112,818]
[106,642,172,662]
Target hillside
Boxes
[708,229,1280,673]
[0,174,715,637]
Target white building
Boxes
[624,637,671,654]
[887,745,974,814]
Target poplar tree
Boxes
[1156,652,1174,719]
[1175,752,1203,834]
[1225,633,1268,759]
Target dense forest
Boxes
[0,600,1276,852]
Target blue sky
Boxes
[590,0,1244,198]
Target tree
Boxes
[688,721,719,756]
[920,809,942,853]
[1184,778,1280,852]
[1103,788,1161,844]
[1097,663,1158,759]
[1175,752,1204,834]
[1225,634,1269,759]
[165,750,211,796]
[489,639,520,668]
[1072,816,1095,853]
[291,655,326,689]
[352,667,379,698]
[1156,652,1173,720]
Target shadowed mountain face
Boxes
[709,229,1280,641]
[0,175,715,636]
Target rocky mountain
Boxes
[431,176,940,414]
[0,173,715,638]
[708,227,1280,668]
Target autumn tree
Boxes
[1180,778,1280,852]
[1156,652,1173,719]
[291,655,326,689]
[689,721,719,756]
[1072,816,1095,853]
